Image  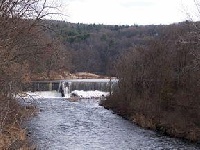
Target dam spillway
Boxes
[25,79,118,94]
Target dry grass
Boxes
[0,96,36,150]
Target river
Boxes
[26,98,200,150]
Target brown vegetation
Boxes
[0,0,71,149]
[44,20,162,75]
[0,96,36,149]
[102,22,200,142]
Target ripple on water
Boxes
[26,98,200,150]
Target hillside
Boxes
[41,20,171,75]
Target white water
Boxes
[20,90,109,99]
[71,90,109,98]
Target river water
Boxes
[26,98,200,150]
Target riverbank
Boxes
[0,96,36,149]
[30,71,112,81]
[101,94,200,143]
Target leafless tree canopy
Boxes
[0,0,52,19]
[0,1,71,148]
[103,22,200,141]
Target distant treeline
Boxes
[41,20,173,75]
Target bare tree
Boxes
[0,1,68,148]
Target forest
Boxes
[41,20,166,75]
[1,0,200,148]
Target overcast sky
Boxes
[48,0,199,25]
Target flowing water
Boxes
[26,98,200,150]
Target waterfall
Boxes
[70,82,109,92]
[66,79,118,93]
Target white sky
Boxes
[47,0,200,25]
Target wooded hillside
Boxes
[41,20,170,75]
